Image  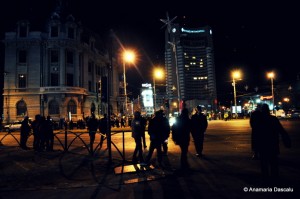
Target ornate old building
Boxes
[2,12,119,123]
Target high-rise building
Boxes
[2,11,119,123]
[165,24,217,114]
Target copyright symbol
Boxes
[243,187,248,192]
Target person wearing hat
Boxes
[191,105,208,158]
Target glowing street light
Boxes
[153,68,164,111]
[232,70,242,119]
[267,71,275,113]
[123,50,135,115]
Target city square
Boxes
[1,119,299,198]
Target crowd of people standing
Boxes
[20,115,54,151]
[11,102,292,179]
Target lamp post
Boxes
[267,72,275,113]
[122,50,135,115]
[153,68,164,111]
[232,70,241,119]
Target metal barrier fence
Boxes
[0,128,134,162]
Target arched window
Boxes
[16,100,27,116]
[48,100,59,115]
[67,100,77,114]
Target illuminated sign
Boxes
[142,83,152,88]
[181,28,205,33]
[141,89,153,107]
[260,96,273,100]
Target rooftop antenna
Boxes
[160,12,181,113]
[160,12,177,33]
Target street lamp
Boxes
[232,70,241,119]
[122,50,135,115]
[153,68,164,111]
[267,72,275,113]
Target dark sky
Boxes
[1,0,299,103]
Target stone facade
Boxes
[3,14,119,123]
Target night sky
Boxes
[1,0,299,105]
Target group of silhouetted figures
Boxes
[16,103,291,179]
[130,105,208,170]
[130,103,291,178]
[20,115,54,151]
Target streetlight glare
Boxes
[153,67,165,111]
[232,70,241,80]
[123,50,135,63]
[267,71,275,113]
[122,49,136,115]
[267,72,275,79]
[231,69,242,119]
[154,68,164,79]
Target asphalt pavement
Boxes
[0,119,299,199]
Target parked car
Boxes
[3,121,22,132]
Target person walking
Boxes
[20,116,31,150]
[99,113,109,148]
[145,110,170,167]
[256,104,291,179]
[131,111,146,165]
[191,105,208,158]
[172,108,192,170]
[249,104,262,160]
[87,113,99,154]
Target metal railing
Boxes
[0,128,134,162]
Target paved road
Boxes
[0,119,299,199]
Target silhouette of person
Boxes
[99,113,109,148]
[131,111,146,164]
[87,113,99,154]
[173,108,192,170]
[249,104,262,160]
[20,116,31,150]
[191,105,208,158]
[140,115,147,149]
[256,104,291,179]
[121,116,126,128]
[145,110,170,167]
[45,116,54,151]
[159,111,170,155]
[31,114,42,151]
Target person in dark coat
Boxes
[173,108,192,170]
[20,116,31,150]
[249,104,262,160]
[131,111,146,164]
[145,110,170,166]
[191,105,208,158]
[31,114,42,151]
[87,113,99,154]
[256,104,291,179]
[45,116,54,151]
[159,110,170,155]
